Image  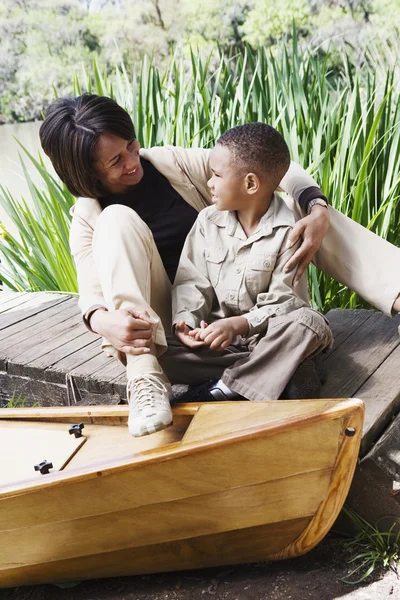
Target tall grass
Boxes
[0,148,78,293]
[1,36,399,310]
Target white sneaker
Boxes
[127,374,173,437]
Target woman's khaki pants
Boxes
[93,205,172,379]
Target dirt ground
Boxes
[2,536,399,600]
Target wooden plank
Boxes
[324,308,373,356]
[2,308,82,371]
[69,353,120,395]
[0,290,20,305]
[44,339,103,384]
[7,319,91,377]
[0,295,70,332]
[0,468,332,567]
[182,399,344,444]
[321,311,400,398]
[356,343,400,454]
[0,292,67,312]
[25,330,97,372]
[0,422,86,485]
[0,292,31,312]
[0,404,196,422]
[89,357,126,385]
[65,423,188,469]
[0,296,78,346]
[5,315,84,377]
[0,517,311,587]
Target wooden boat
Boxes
[0,398,363,588]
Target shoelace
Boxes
[127,375,169,413]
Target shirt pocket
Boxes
[205,246,227,287]
[249,253,276,272]
[246,252,277,295]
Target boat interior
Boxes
[1,399,360,491]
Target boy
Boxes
[159,123,333,401]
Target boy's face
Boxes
[207,145,247,211]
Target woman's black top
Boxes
[99,159,198,283]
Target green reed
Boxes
[1,36,399,310]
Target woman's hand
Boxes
[284,205,330,286]
[192,316,249,350]
[89,308,154,355]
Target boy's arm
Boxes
[172,215,215,330]
[241,230,309,338]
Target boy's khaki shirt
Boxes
[172,195,309,337]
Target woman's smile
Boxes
[96,132,144,193]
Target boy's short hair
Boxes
[217,122,290,187]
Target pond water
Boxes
[0,121,55,235]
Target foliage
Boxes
[0,146,78,293]
[242,0,311,46]
[2,391,37,408]
[1,1,400,123]
[342,505,400,584]
[0,0,104,122]
[1,37,399,310]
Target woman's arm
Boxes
[279,161,330,284]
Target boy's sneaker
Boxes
[176,380,244,403]
[127,374,173,437]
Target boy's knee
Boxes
[294,308,333,346]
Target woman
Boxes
[40,94,400,437]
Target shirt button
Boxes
[228,293,235,300]
[235,268,241,274]
[264,260,270,268]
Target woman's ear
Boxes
[245,172,260,194]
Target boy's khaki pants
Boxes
[160,308,333,400]
[92,204,400,381]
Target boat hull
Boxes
[0,399,363,587]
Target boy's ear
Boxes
[244,172,260,194]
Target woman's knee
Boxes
[97,205,150,235]
[94,205,154,255]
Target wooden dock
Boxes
[1,291,400,525]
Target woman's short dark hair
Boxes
[39,94,136,198]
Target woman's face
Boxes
[95,132,144,194]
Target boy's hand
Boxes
[175,321,206,348]
[193,316,249,350]
[189,320,208,341]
